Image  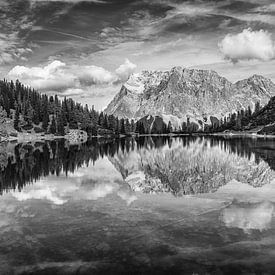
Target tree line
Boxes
[0,79,143,136]
[0,79,268,136]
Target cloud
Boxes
[115,59,137,81]
[77,65,116,85]
[8,59,136,96]
[0,32,33,64]
[8,60,76,91]
[29,0,106,3]
[219,28,275,63]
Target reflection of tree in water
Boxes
[0,142,8,171]
[0,138,123,194]
[1,136,275,195]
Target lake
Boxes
[1,136,275,274]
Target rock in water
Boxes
[66,130,87,144]
[105,67,275,128]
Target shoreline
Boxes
[4,131,275,144]
[204,132,275,139]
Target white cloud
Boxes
[8,59,136,97]
[77,65,116,85]
[30,0,105,3]
[115,59,137,81]
[8,60,76,91]
[8,60,119,92]
[219,28,275,63]
[62,88,87,97]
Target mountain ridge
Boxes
[105,67,275,129]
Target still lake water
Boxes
[1,136,275,274]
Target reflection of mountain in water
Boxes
[110,137,275,195]
[1,136,275,195]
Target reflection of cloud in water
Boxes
[0,213,11,228]
[221,201,274,233]
[9,157,134,205]
[11,180,119,205]
[117,190,137,206]
[82,183,117,200]
[12,185,67,205]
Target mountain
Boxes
[105,67,275,129]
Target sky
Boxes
[0,0,275,109]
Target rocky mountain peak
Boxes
[105,66,275,127]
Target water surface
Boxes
[1,136,275,274]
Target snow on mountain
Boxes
[105,67,275,128]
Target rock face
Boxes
[105,67,275,128]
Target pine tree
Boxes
[131,119,135,132]
[139,122,145,134]
[254,101,261,114]
[98,112,104,128]
[167,121,173,133]
[125,119,131,134]
[115,117,120,134]
[50,116,57,134]
[57,115,65,136]
[0,106,8,137]
[120,118,125,134]
[42,112,49,131]
[181,122,187,133]
[103,114,109,129]
[14,107,20,131]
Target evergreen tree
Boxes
[167,121,173,133]
[0,79,128,137]
[120,118,125,134]
[14,107,20,131]
[130,119,135,132]
[42,112,49,131]
[0,106,8,137]
[115,117,120,134]
[50,117,57,134]
[181,122,187,133]
[57,115,65,135]
[254,101,261,114]
[125,119,131,134]
[103,114,109,129]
